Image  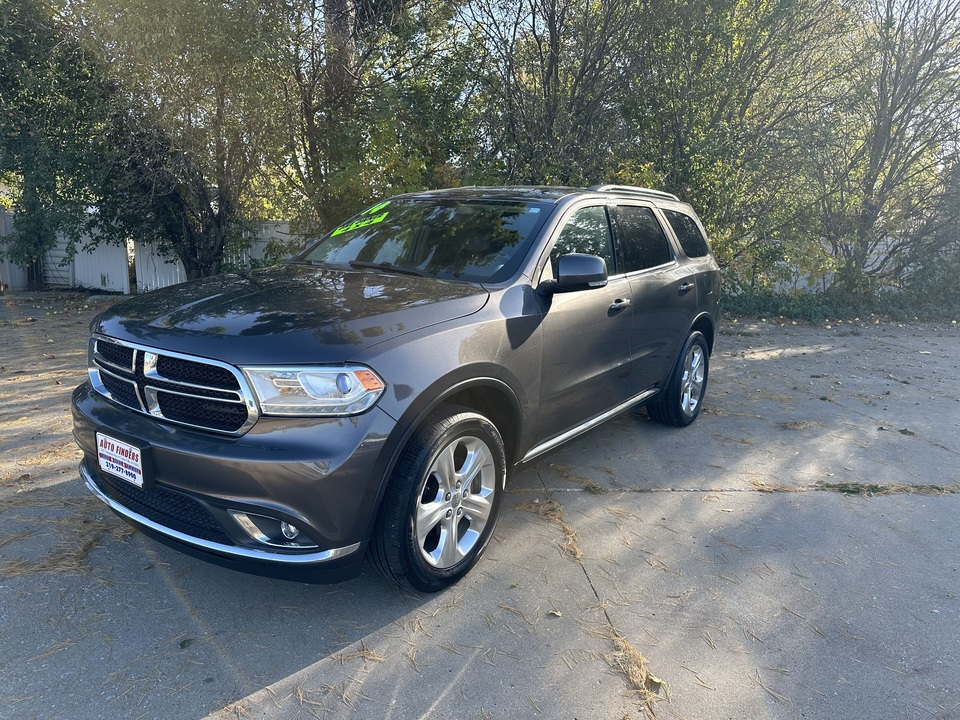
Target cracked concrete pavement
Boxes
[1,294,958,720]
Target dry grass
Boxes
[750,669,789,704]
[516,498,584,560]
[499,602,538,630]
[334,642,385,665]
[747,480,960,496]
[0,530,31,549]
[751,480,805,493]
[779,420,822,430]
[606,507,637,520]
[701,407,758,418]
[0,491,131,577]
[603,628,668,717]
[0,492,95,512]
[816,481,960,496]
[549,464,608,494]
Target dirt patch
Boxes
[0,292,117,491]
[0,293,125,578]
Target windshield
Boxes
[296,198,552,283]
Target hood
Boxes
[93,263,489,365]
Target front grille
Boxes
[100,370,140,408]
[90,336,256,434]
[97,340,135,371]
[157,391,249,431]
[93,468,234,545]
[156,355,240,389]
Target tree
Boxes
[0,0,112,288]
[614,0,849,288]
[811,0,960,296]
[278,0,472,233]
[71,0,290,279]
[463,0,633,185]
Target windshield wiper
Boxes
[348,261,433,278]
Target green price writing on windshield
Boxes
[331,201,391,237]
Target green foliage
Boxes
[1,0,958,302]
[73,0,290,278]
[724,284,960,322]
[466,0,635,185]
[0,0,112,285]
[804,0,960,298]
[617,0,849,281]
[279,0,473,236]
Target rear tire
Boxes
[647,331,709,427]
[370,406,506,592]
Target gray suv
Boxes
[72,185,720,591]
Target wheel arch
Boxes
[690,313,716,355]
[361,375,524,546]
[397,375,523,465]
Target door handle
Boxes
[609,298,631,311]
[678,282,695,293]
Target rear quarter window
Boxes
[664,209,710,258]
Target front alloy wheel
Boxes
[371,406,505,592]
[415,434,497,569]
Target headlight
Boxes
[241,365,385,416]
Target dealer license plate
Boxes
[96,432,144,488]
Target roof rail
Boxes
[588,184,680,202]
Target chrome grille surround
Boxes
[89,335,259,434]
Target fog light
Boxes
[229,511,317,549]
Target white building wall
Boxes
[0,211,28,291]
[133,241,187,292]
[43,236,74,289]
[74,240,131,294]
[2,217,301,294]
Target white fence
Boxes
[132,223,294,292]
[0,211,28,291]
[0,212,297,294]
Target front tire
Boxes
[648,331,709,427]
[371,406,506,592]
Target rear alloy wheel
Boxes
[371,407,505,592]
[648,331,709,427]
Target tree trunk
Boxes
[324,0,356,107]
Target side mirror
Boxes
[540,253,609,295]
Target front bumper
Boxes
[72,382,400,581]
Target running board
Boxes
[520,388,659,464]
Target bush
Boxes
[723,288,960,322]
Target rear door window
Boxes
[616,205,673,272]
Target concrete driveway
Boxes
[1,294,958,720]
